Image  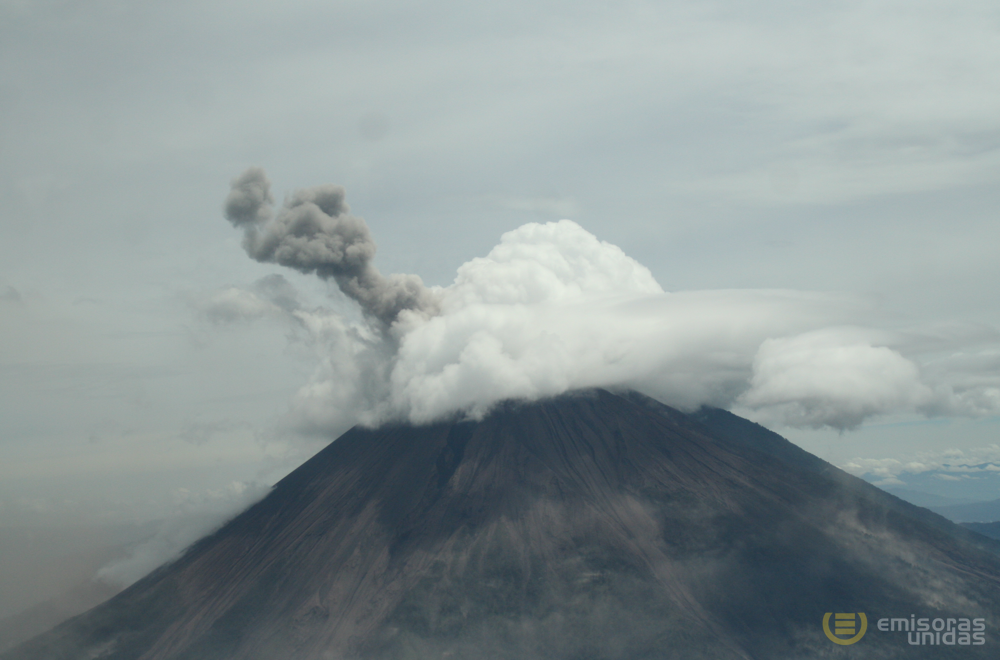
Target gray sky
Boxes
[3,0,1000,547]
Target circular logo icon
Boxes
[824,612,868,645]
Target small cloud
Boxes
[250,273,299,312]
[872,476,906,487]
[0,285,22,303]
[198,287,279,324]
[193,274,304,327]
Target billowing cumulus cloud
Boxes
[739,329,934,429]
[220,170,1000,432]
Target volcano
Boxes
[6,389,1000,659]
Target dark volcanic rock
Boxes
[6,390,1000,659]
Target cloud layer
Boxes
[216,169,1000,432]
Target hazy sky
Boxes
[3,0,1000,543]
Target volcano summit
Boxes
[6,390,1000,659]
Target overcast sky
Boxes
[3,0,1000,551]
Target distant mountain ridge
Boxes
[873,469,1000,504]
[6,389,1000,660]
[881,488,976,508]
[687,402,1000,549]
[963,522,1000,541]
[932,498,1000,523]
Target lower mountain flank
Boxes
[7,389,1000,659]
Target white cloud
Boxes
[252,219,1000,431]
[843,443,1000,481]
[740,329,934,429]
[199,287,280,324]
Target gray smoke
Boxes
[224,168,438,326]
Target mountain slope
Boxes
[6,390,1000,660]
[688,402,1000,553]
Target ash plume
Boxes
[218,169,1000,433]
[224,167,438,326]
